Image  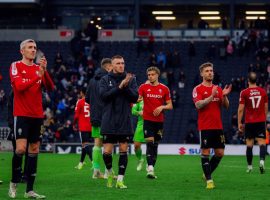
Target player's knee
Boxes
[29,144,40,153]
[16,148,26,155]
[215,151,224,157]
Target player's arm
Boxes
[222,84,232,109]
[99,77,122,102]
[265,102,268,118]
[237,103,245,133]
[153,99,173,116]
[123,78,139,103]
[73,101,80,131]
[194,86,217,109]
[10,63,43,91]
[132,103,142,116]
[39,57,54,91]
[222,95,229,109]
[42,71,54,91]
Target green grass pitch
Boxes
[0,153,269,199]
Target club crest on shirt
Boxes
[18,128,22,136]
[159,89,162,93]
[109,81,113,87]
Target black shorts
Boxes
[102,134,131,144]
[200,129,225,149]
[14,116,43,143]
[79,131,92,143]
[245,122,266,139]
[143,120,164,141]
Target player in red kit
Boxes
[9,39,54,199]
[73,88,94,172]
[192,62,231,189]
[238,72,268,174]
[138,66,173,179]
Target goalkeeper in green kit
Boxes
[132,100,145,171]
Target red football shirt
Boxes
[239,87,268,123]
[139,83,171,122]
[74,98,92,132]
[10,61,54,118]
[192,84,223,130]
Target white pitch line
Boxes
[222,165,270,170]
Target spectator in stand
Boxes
[187,19,194,29]
[178,71,186,89]
[157,51,166,69]
[226,41,234,56]
[54,52,63,70]
[91,44,100,62]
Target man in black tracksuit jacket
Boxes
[99,55,138,189]
[85,58,112,178]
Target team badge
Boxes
[18,128,22,136]
[109,81,113,86]
[159,89,162,93]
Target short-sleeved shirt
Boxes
[74,98,92,132]
[192,84,223,131]
[139,83,171,122]
[239,87,268,123]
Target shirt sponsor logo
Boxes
[146,94,163,98]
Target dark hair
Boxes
[101,58,111,69]
[248,72,257,84]
[111,55,123,61]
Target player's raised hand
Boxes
[211,85,218,97]
[222,84,232,96]
[153,106,163,116]
[39,56,47,71]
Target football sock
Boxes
[135,148,142,160]
[246,146,253,165]
[92,146,102,169]
[118,152,128,175]
[153,142,158,167]
[84,144,92,161]
[259,145,266,161]
[201,155,211,180]
[103,153,112,170]
[11,152,23,183]
[26,153,38,192]
[210,155,222,174]
[80,147,86,163]
[146,142,155,166]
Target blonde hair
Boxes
[20,39,36,50]
[199,62,213,72]
[146,66,160,76]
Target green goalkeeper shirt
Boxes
[132,101,143,127]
